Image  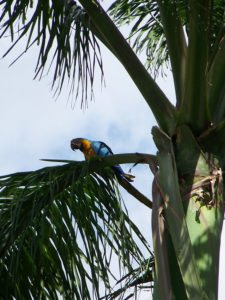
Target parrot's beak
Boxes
[71,138,83,151]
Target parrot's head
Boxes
[71,138,86,152]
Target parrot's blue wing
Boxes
[91,141,113,157]
[90,140,135,182]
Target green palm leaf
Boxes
[0,0,103,106]
[109,0,168,77]
[109,0,225,114]
[0,161,152,299]
[109,0,224,73]
[101,257,154,300]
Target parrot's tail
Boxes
[112,165,135,182]
[123,173,135,182]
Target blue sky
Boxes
[0,7,225,298]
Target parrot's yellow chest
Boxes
[82,140,96,160]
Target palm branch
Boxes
[0,0,103,107]
[0,159,153,299]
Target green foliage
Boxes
[109,0,225,132]
[109,0,168,77]
[0,0,103,106]
[102,257,154,299]
[109,0,225,77]
[0,161,153,299]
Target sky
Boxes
[0,4,225,299]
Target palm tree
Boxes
[0,0,225,299]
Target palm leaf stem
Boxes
[41,152,158,172]
[180,0,211,133]
[157,0,187,107]
[118,178,152,209]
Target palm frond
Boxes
[0,161,152,299]
[109,0,225,80]
[0,0,103,107]
[109,0,168,77]
[101,257,154,300]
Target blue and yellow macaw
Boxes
[70,138,135,182]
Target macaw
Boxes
[70,138,135,182]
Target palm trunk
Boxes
[152,125,224,300]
